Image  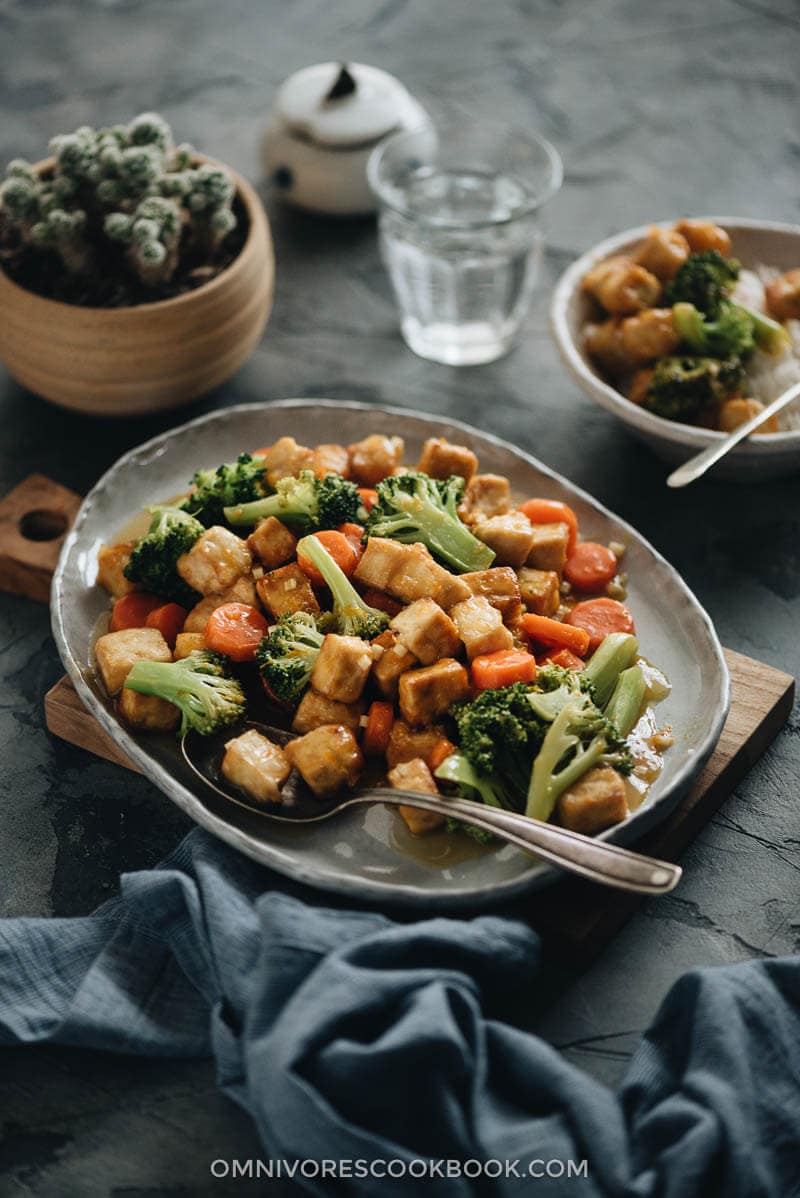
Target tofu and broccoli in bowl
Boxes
[91,430,672,848]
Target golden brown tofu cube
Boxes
[355,538,470,609]
[292,689,365,734]
[459,474,511,522]
[526,522,570,573]
[312,443,350,478]
[461,567,522,620]
[398,659,469,727]
[673,219,731,257]
[347,434,404,487]
[177,526,252,596]
[257,563,320,619]
[221,729,291,805]
[183,576,259,633]
[260,436,314,487]
[389,598,460,666]
[388,757,445,835]
[633,226,690,282]
[473,512,534,568]
[371,630,418,699]
[96,541,137,598]
[94,627,172,696]
[518,568,560,617]
[173,632,207,660]
[117,687,180,732]
[285,724,363,798]
[417,437,478,485]
[246,517,297,570]
[582,255,661,315]
[556,766,628,835]
[450,595,513,660]
[386,721,451,770]
[717,397,779,435]
[311,634,374,703]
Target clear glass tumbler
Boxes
[367,122,562,366]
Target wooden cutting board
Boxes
[3,474,795,959]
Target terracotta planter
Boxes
[0,160,274,417]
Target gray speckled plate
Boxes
[51,400,729,908]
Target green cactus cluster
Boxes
[0,113,237,288]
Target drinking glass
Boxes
[367,122,562,366]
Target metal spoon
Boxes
[666,380,800,488]
[182,722,681,896]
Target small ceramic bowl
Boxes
[550,217,800,480]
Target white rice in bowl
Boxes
[732,267,800,432]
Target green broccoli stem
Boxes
[525,699,606,822]
[605,665,646,737]
[224,494,289,527]
[295,534,386,639]
[124,655,245,736]
[739,305,791,355]
[394,492,494,573]
[583,633,639,709]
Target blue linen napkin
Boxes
[1,828,799,1196]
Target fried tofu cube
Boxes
[388,757,445,834]
[518,568,560,616]
[398,659,469,727]
[355,538,471,609]
[371,630,418,699]
[347,434,404,487]
[95,627,172,696]
[312,443,350,478]
[246,517,297,570]
[389,598,460,666]
[257,563,320,619]
[459,474,511,522]
[386,720,452,770]
[450,595,514,660]
[461,567,522,621]
[473,512,534,568]
[633,226,689,282]
[285,724,363,798]
[417,437,478,485]
[526,522,570,573]
[96,541,137,598]
[260,436,314,487]
[177,526,252,596]
[221,729,291,805]
[183,576,259,633]
[173,632,207,659]
[292,689,365,734]
[311,634,374,703]
[556,766,628,835]
[117,687,180,732]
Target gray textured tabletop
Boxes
[1,0,799,1194]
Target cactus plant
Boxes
[0,113,239,298]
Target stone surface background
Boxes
[1,0,799,1192]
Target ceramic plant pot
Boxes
[0,160,274,417]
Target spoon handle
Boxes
[666,379,800,489]
[363,789,681,895]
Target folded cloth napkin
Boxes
[1,828,799,1197]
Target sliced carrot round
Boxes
[472,648,537,690]
[518,498,579,554]
[109,591,163,632]
[565,598,635,653]
[337,522,366,564]
[539,647,585,671]
[362,701,395,756]
[145,602,188,649]
[360,587,402,617]
[564,541,618,592]
[297,530,359,587]
[204,602,269,662]
[521,612,590,658]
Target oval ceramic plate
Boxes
[550,217,800,479]
[52,401,729,907]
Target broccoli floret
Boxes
[445,818,496,845]
[295,534,388,640]
[181,452,269,527]
[364,471,495,574]
[672,301,755,360]
[643,355,744,423]
[434,751,511,808]
[525,691,632,823]
[451,682,549,801]
[740,305,791,355]
[664,250,740,316]
[534,661,591,696]
[123,650,246,736]
[123,505,203,605]
[255,611,326,705]
[223,470,361,533]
